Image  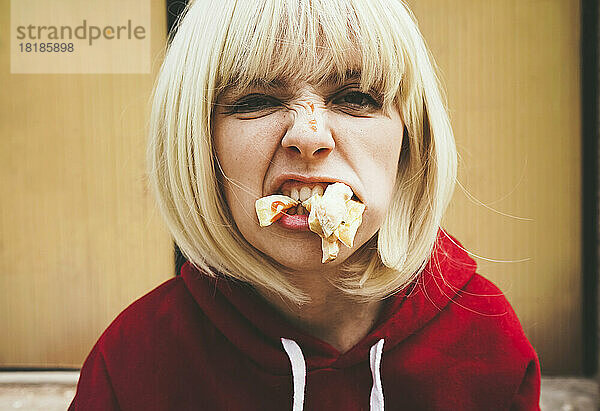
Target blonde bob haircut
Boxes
[147,0,457,304]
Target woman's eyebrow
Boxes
[217,71,364,101]
[218,78,289,100]
[244,78,289,90]
[320,70,362,86]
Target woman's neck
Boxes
[255,269,384,354]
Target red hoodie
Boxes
[69,231,540,410]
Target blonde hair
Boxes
[147,0,457,304]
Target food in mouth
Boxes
[255,195,299,227]
[255,182,366,263]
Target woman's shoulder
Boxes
[459,272,524,321]
[111,276,185,321]
[427,231,532,342]
[93,275,199,353]
[71,275,224,410]
[451,272,538,360]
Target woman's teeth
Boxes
[299,187,312,201]
[283,184,326,201]
[312,185,325,197]
[280,185,327,215]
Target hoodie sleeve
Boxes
[510,356,541,410]
[69,344,120,410]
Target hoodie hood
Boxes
[180,229,477,375]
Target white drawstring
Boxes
[369,339,385,411]
[281,338,385,411]
[281,338,306,411]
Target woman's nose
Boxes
[280,103,335,160]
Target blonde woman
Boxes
[70,0,541,409]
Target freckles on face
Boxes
[325,110,402,227]
[212,81,404,271]
[213,113,282,193]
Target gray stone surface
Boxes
[541,378,599,411]
[0,384,75,410]
[0,374,597,410]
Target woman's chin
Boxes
[240,221,374,272]
[266,243,353,272]
[247,233,336,271]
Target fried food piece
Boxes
[303,195,323,237]
[255,195,299,227]
[320,183,352,227]
[337,200,366,248]
[321,234,340,263]
[303,183,366,263]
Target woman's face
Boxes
[212,75,403,271]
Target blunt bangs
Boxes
[216,0,413,110]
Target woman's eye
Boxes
[334,91,381,110]
[230,95,279,113]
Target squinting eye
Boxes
[230,94,279,113]
[334,91,381,110]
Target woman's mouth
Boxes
[276,181,359,204]
[273,183,326,231]
[272,181,358,231]
[256,182,367,262]
[275,184,318,230]
[280,182,327,204]
[276,213,309,231]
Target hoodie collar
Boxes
[181,229,476,375]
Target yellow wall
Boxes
[0,0,173,367]
[406,0,582,374]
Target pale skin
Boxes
[212,75,403,353]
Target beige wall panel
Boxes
[0,0,173,367]
[405,0,581,374]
